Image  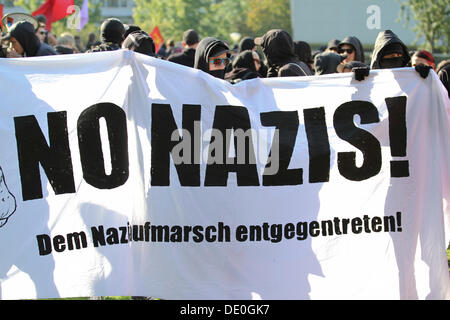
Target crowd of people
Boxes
[1,15,449,98]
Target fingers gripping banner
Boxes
[0,51,448,299]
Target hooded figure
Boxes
[238,37,255,52]
[314,51,345,75]
[3,21,56,57]
[370,30,410,70]
[337,36,365,63]
[436,60,450,98]
[294,40,313,73]
[194,37,230,79]
[88,18,125,52]
[225,50,260,84]
[122,31,155,57]
[254,29,312,78]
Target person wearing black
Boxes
[436,60,450,98]
[358,30,430,81]
[254,29,312,78]
[122,31,156,57]
[87,18,125,53]
[238,37,255,52]
[370,30,410,70]
[167,29,200,68]
[314,51,345,75]
[2,21,56,57]
[325,39,340,53]
[294,40,314,74]
[225,50,260,84]
[337,36,365,64]
[194,37,231,79]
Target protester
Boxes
[85,32,100,51]
[34,14,57,46]
[314,51,345,75]
[194,37,231,79]
[325,39,340,53]
[87,18,125,52]
[370,30,410,70]
[238,36,255,52]
[54,33,76,55]
[411,50,435,69]
[124,24,143,39]
[436,59,450,98]
[35,23,46,43]
[74,35,83,53]
[254,29,312,77]
[337,36,365,64]
[122,31,155,57]
[164,39,177,58]
[225,50,260,83]
[294,40,313,73]
[167,29,200,68]
[2,21,56,57]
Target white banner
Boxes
[0,50,449,300]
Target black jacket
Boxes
[370,30,410,69]
[225,50,260,83]
[167,47,196,68]
[8,21,56,57]
[258,29,312,77]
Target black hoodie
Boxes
[194,37,230,78]
[256,29,312,77]
[225,50,260,83]
[7,21,56,57]
[370,30,410,70]
[338,36,365,63]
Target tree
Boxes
[133,0,216,43]
[398,0,449,53]
[246,0,292,37]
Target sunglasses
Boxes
[209,58,230,66]
[339,48,354,54]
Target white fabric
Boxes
[0,50,448,300]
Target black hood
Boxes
[370,30,410,69]
[232,50,257,73]
[314,51,345,75]
[256,29,297,67]
[238,37,255,52]
[8,21,40,57]
[122,31,155,57]
[100,18,125,45]
[194,37,230,75]
[338,36,365,63]
[294,40,313,64]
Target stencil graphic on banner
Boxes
[0,166,16,228]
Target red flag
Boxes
[32,0,74,31]
[0,4,3,30]
[150,26,164,53]
[0,4,3,31]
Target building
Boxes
[290,0,418,46]
[96,0,134,23]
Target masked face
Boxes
[379,52,405,69]
[208,52,230,79]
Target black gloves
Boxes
[414,65,432,79]
[352,66,370,81]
